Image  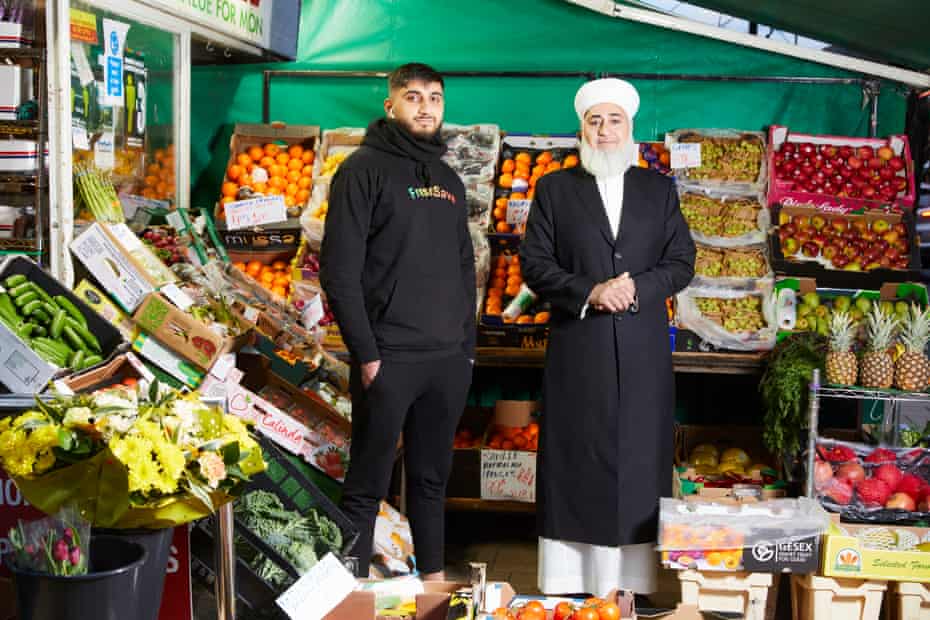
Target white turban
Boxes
[574,78,640,121]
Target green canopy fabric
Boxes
[680,0,930,72]
[190,0,912,207]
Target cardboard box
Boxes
[132,293,243,371]
[821,515,930,583]
[215,122,320,225]
[312,127,364,180]
[131,331,204,388]
[479,401,539,503]
[767,125,916,211]
[55,352,154,394]
[324,581,472,620]
[73,279,135,340]
[70,222,177,312]
[481,583,640,619]
[448,407,493,498]
[769,203,921,289]
[476,324,548,350]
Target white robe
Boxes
[538,172,658,598]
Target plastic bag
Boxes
[441,124,501,184]
[667,129,767,192]
[8,506,90,576]
[466,182,494,231]
[676,282,776,351]
[691,243,773,289]
[814,438,930,524]
[301,182,329,252]
[371,501,415,579]
[470,221,491,292]
[678,186,769,247]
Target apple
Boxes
[811,215,826,231]
[812,232,828,248]
[781,142,797,155]
[800,143,816,157]
[811,173,826,187]
[782,223,797,236]
[882,231,900,245]
[783,160,798,174]
[847,156,863,170]
[830,174,844,187]
[844,262,863,271]
[893,223,907,236]
[888,156,905,171]
[852,220,869,234]
[838,146,854,159]
[873,239,889,252]
[822,162,836,176]
[834,237,848,250]
[848,188,861,198]
[822,244,839,260]
[830,218,849,233]
[832,254,850,269]
[894,177,908,192]
[866,262,882,271]
[880,187,898,202]
[858,168,873,182]
[796,230,812,244]
[839,165,854,179]
[868,157,885,170]
[879,167,895,182]
[857,146,875,160]
[886,246,901,261]
[877,146,894,161]
[895,257,910,270]
[872,219,891,234]
[800,162,816,178]
[862,187,877,199]
[812,156,825,170]
[820,144,838,158]
[782,238,800,255]
[793,215,812,228]
[778,229,791,243]
[843,245,859,259]
[802,242,820,258]
[880,256,892,268]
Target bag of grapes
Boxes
[676,282,777,351]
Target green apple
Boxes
[833,296,852,313]
[815,305,829,318]
[802,292,821,308]
[855,297,873,314]
[850,308,865,323]
[796,317,809,331]
[881,300,895,316]
[896,301,910,315]
[798,305,813,318]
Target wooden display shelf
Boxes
[446,497,535,513]
[475,348,767,374]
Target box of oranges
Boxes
[215,123,319,223]
[491,134,579,240]
[477,251,550,349]
[231,255,296,302]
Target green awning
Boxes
[682,0,930,73]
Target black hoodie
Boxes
[320,119,476,364]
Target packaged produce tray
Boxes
[678,187,769,247]
[192,435,357,615]
[667,129,767,192]
[692,243,772,289]
[0,256,125,393]
[675,281,776,352]
[820,514,930,583]
[441,123,501,184]
[768,125,916,211]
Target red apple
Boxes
[838,146,854,159]
[813,156,826,170]
[782,238,800,255]
[895,257,910,270]
[857,146,875,160]
[877,145,894,161]
[832,254,850,269]
[793,215,812,228]
[799,143,816,157]
[831,218,849,233]
[778,229,791,243]
[880,187,898,202]
[822,244,839,260]
[802,242,820,258]
[893,223,907,236]
[781,142,797,155]
[894,177,908,192]
[811,215,827,231]
[820,144,838,158]
[833,237,847,250]
[822,162,837,176]
[868,157,885,170]
[796,230,812,244]
[862,187,877,199]
[888,156,905,172]
[812,232,827,248]
[886,246,901,261]
[783,160,798,175]
[843,245,859,259]
[800,162,816,178]
[839,165,854,179]
[847,156,863,170]
[886,492,916,512]
[860,231,877,242]
[879,167,895,182]
[782,223,797,236]
[879,256,892,268]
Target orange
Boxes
[260,271,275,284]
[155,182,168,196]
[272,260,287,270]
[532,164,546,177]
[496,221,512,233]
[302,165,314,176]
[263,143,280,157]
[487,288,504,298]
[233,262,247,272]
[296,189,311,203]
[271,285,288,298]
[501,439,515,450]
[297,177,312,190]
[259,156,276,169]
[510,192,526,200]
[288,158,303,171]
[301,150,315,164]
[494,268,507,279]
[536,151,553,165]
[248,146,264,162]
[221,182,239,198]
[495,256,508,268]
[253,182,268,194]
[493,207,506,221]
[274,276,290,288]
[529,175,539,188]
[147,163,160,175]
[546,161,562,172]
[507,263,521,275]
[285,195,297,208]
[285,183,299,196]
[501,159,515,173]
[144,175,158,187]
[534,312,550,324]
[227,164,244,181]
[284,170,299,184]
[246,261,263,277]
[275,153,290,166]
[495,197,509,209]
[141,188,157,199]
[154,148,166,162]
[236,153,252,167]
[246,163,256,174]
[527,188,535,200]
[287,144,304,159]
[515,152,531,165]
[505,284,520,297]
[491,277,506,290]
[238,174,253,188]
[507,275,522,288]
[220,196,235,205]
[270,176,287,190]
[269,186,283,195]
[513,434,529,449]
[563,154,579,168]
[498,174,513,189]
[515,162,531,176]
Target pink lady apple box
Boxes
[767,125,916,213]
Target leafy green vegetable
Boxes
[760,332,827,459]
[234,490,343,588]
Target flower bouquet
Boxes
[0,383,266,528]
[9,507,90,576]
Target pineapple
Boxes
[895,304,930,392]
[825,311,858,385]
[860,305,898,389]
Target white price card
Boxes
[506,199,532,227]
[480,450,536,503]
[670,143,702,169]
[276,553,357,620]
[224,195,288,231]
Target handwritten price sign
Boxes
[480,450,536,503]
[224,195,288,231]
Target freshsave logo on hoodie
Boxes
[407,185,457,204]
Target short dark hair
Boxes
[388,63,444,91]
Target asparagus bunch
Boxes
[74,164,124,223]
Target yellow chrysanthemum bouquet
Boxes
[0,383,266,528]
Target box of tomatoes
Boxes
[215,123,319,246]
[490,134,579,242]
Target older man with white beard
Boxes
[521,79,695,599]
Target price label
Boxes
[671,143,702,169]
[506,199,532,227]
[224,196,288,231]
[480,450,536,503]
[276,553,357,620]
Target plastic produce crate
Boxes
[191,436,358,616]
[790,575,886,620]
[678,570,775,620]
[890,581,930,619]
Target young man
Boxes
[521,79,695,597]
[320,63,475,579]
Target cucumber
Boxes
[41,302,58,317]
[13,291,38,308]
[32,346,65,367]
[9,282,32,297]
[62,325,89,353]
[53,296,87,328]
[31,325,46,338]
[69,350,85,370]
[31,340,68,365]
[15,323,33,339]
[63,317,101,353]
[33,337,72,358]
[29,284,55,307]
[21,300,42,317]
[50,309,66,339]
[4,274,26,288]
[0,294,18,323]
[81,354,102,369]
[31,308,51,324]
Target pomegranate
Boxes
[835,462,866,484]
[886,492,916,512]
[857,478,891,507]
[864,448,896,464]
[824,478,853,505]
[874,463,904,490]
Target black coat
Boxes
[520,165,695,546]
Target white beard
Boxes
[580,134,637,179]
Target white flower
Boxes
[63,407,95,429]
[94,390,137,412]
[103,414,135,437]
